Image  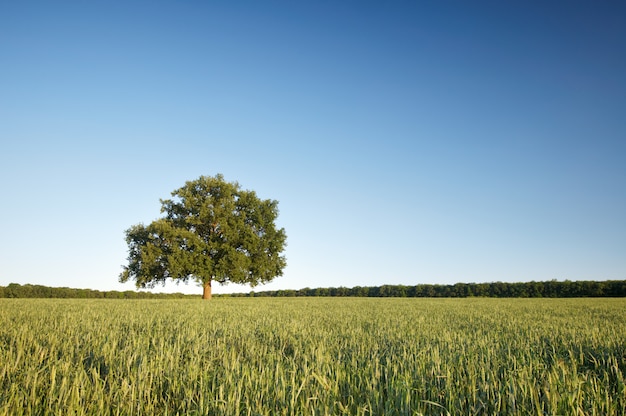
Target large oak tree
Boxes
[120,174,287,299]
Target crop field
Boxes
[0,298,625,415]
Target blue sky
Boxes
[1,1,625,295]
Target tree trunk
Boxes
[202,280,212,300]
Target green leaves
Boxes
[121,175,287,296]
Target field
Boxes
[1,298,625,415]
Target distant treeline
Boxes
[241,280,626,298]
[1,280,625,299]
[0,283,194,299]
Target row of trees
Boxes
[0,283,193,299]
[243,280,626,298]
[2,280,625,299]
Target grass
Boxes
[0,297,625,415]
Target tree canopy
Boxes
[120,174,287,299]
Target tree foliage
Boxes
[0,283,193,299]
[120,175,287,298]
[2,280,625,299]
[235,280,626,298]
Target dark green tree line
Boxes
[237,280,626,298]
[0,283,193,299]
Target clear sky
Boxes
[1,1,625,295]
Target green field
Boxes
[1,298,625,415]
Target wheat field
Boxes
[1,297,624,415]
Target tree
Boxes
[120,174,287,299]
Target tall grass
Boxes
[1,298,624,415]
